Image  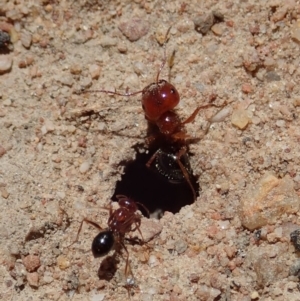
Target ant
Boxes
[69,195,149,287]
[79,27,224,201]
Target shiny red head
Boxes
[141,79,180,122]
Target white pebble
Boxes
[148,255,158,268]
[79,161,91,173]
[276,119,285,127]
[20,31,32,48]
[41,125,47,135]
[0,55,13,72]
[210,106,231,123]
[3,98,12,106]
[45,120,55,132]
[90,291,105,301]
[89,64,101,79]
[218,220,230,230]
[57,191,65,199]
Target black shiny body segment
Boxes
[92,230,115,258]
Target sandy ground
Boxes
[1,1,300,300]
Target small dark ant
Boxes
[69,195,149,286]
[79,27,223,200]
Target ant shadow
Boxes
[112,144,199,216]
[97,254,119,281]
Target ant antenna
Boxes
[80,88,143,97]
[79,26,173,96]
[156,26,172,84]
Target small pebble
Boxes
[43,271,54,284]
[289,259,300,276]
[117,42,127,53]
[231,109,250,130]
[70,64,82,75]
[291,20,300,42]
[250,291,259,299]
[210,106,231,123]
[0,145,6,157]
[89,64,101,79]
[1,187,9,198]
[211,23,224,36]
[118,18,150,42]
[241,83,253,94]
[22,255,40,272]
[9,244,20,256]
[0,30,11,48]
[57,255,70,270]
[20,31,32,48]
[290,229,300,251]
[275,119,285,127]
[0,55,12,73]
[148,255,159,268]
[90,291,105,301]
[57,74,74,87]
[174,240,187,254]
[194,11,224,35]
[80,76,92,89]
[138,218,163,242]
[194,13,214,34]
[45,120,55,132]
[239,173,300,230]
[3,98,11,106]
[264,57,276,69]
[79,161,91,173]
[196,285,221,299]
[18,56,34,68]
[99,36,117,47]
[265,71,281,82]
[27,272,39,287]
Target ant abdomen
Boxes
[142,79,180,122]
[151,148,193,184]
[92,230,115,258]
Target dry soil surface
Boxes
[1,1,300,301]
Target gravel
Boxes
[1,1,300,301]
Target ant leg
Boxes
[134,220,146,244]
[182,104,219,125]
[146,148,160,169]
[175,147,197,201]
[136,202,150,218]
[68,218,103,248]
[118,240,135,287]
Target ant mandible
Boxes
[69,195,149,286]
[81,27,222,200]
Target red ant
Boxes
[69,195,149,287]
[79,27,223,200]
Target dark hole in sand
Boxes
[112,145,199,216]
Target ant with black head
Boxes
[68,195,149,289]
[79,27,224,201]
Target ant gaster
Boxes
[69,195,149,284]
[81,27,222,200]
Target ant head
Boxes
[116,195,138,212]
[92,230,115,258]
[142,80,180,122]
